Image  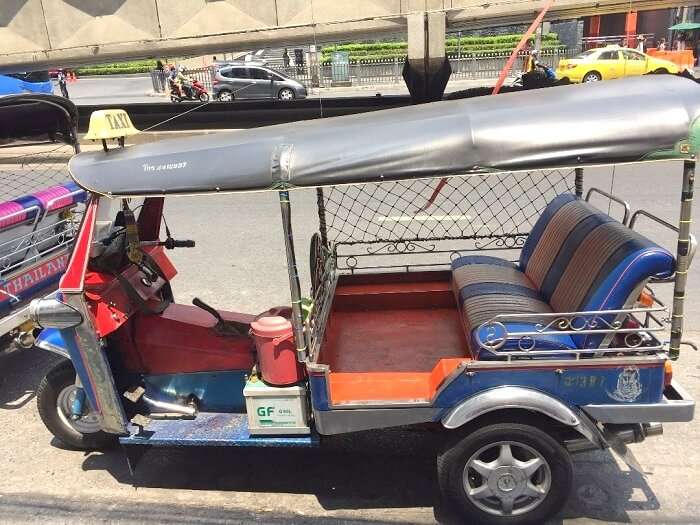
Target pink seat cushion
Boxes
[33,185,74,212]
[0,201,27,229]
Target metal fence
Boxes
[150,48,577,94]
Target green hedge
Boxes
[75,60,157,76]
[321,33,563,63]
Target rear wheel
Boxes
[582,71,602,83]
[217,90,234,102]
[653,68,669,74]
[278,87,295,101]
[438,423,573,525]
[198,92,210,103]
[37,360,115,450]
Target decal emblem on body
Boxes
[607,366,642,402]
[142,161,187,172]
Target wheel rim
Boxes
[463,441,551,517]
[584,74,600,83]
[199,93,209,102]
[280,89,294,100]
[219,91,233,102]
[56,385,101,434]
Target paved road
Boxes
[57,75,497,105]
[1,158,699,524]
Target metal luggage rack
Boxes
[0,211,81,279]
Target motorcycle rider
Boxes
[170,65,193,99]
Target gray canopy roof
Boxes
[69,75,700,197]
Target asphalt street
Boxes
[1,136,699,522]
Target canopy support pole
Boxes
[575,167,584,197]
[278,190,308,362]
[670,159,695,359]
[316,188,328,246]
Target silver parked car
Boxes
[213,65,307,101]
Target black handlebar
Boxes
[163,238,195,249]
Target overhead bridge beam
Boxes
[0,0,697,73]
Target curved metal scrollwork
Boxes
[365,240,436,255]
[474,235,527,250]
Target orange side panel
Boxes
[329,372,432,404]
[328,358,469,405]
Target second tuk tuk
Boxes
[31,75,697,525]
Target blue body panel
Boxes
[143,370,248,413]
[119,412,319,447]
[0,74,53,95]
[433,365,665,413]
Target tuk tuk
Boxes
[30,75,697,525]
[0,94,85,349]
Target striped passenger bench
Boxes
[451,193,675,359]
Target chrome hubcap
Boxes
[280,89,293,100]
[464,441,551,516]
[56,385,101,434]
[584,75,600,82]
[219,92,232,101]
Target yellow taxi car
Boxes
[557,45,680,83]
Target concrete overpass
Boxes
[1,0,698,72]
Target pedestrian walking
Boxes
[658,38,667,51]
[57,69,69,98]
[636,35,645,53]
[283,48,291,69]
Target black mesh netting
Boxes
[323,170,575,247]
[0,143,75,201]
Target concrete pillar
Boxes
[402,11,451,103]
[625,11,638,47]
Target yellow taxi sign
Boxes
[84,109,139,141]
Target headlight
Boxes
[29,297,83,329]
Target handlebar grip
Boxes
[172,239,195,248]
[163,238,196,249]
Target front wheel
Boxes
[198,92,210,102]
[438,423,573,525]
[278,87,295,101]
[37,359,115,450]
[582,71,602,83]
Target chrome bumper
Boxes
[582,380,695,424]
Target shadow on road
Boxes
[0,345,61,410]
[79,432,660,524]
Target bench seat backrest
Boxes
[519,193,675,347]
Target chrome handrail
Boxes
[585,187,631,225]
[475,306,668,359]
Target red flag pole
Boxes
[492,0,556,95]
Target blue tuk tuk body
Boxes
[31,76,698,524]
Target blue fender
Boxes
[34,327,100,416]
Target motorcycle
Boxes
[169,78,210,103]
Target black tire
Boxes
[437,423,573,525]
[198,92,210,103]
[217,89,234,102]
[278,87,296,100]
[582,71,602,83]
[654,68,669,74]
[37,360,116,450]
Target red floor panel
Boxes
[323,307,468,373]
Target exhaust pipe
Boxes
[565,422,663,453]
[142,394,197,419]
